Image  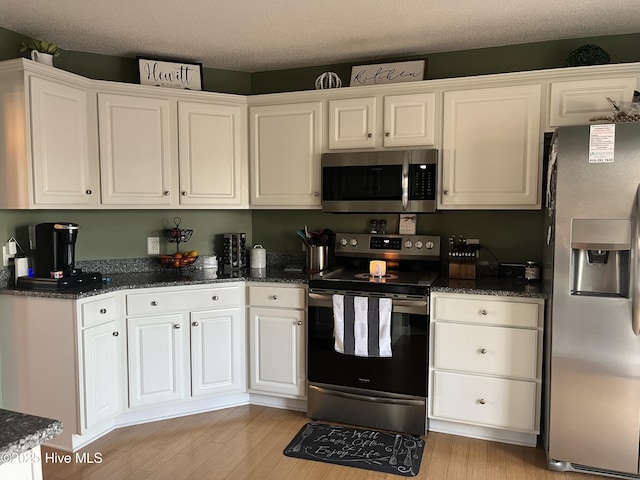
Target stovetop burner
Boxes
[353,272,399,280]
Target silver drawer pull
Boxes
[174,324,181,329]
[151,301,158,306]
[478,398,486,405]
[100,308,107,314]
[480,348,487,354]
[212,295,219,301]
[271,295,278,300]
[480,309,488,316]
[112,331,119,337]
[297,321,303,326]
[192,322,199,327]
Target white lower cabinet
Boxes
[125,283,245,409]
[0,293,124,451]
[127,313,189,408]
[248,283,307,398]
[428,292,544,446]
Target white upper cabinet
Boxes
[0,60,98,208]
[328,92,436,149]
[328,97,376,149]
[98,93,175,206]
[383,92,436,147]
[441,84,542,209]
[548,77,638,127]
[178,101,247,207]
[249,101,322,207]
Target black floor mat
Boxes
[283,422,425,477]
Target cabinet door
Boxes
[178,101,247,207]
[190,307,246,397]
[248,306,305,397]
[80,321,121,432]
[383,92,436,147]
[549,77,637,127]
[249,102,322,207]
[441,84,541,209]
[98,93,174,205]
[29,76,95,206]
[328,97,376,149]
[127,314,188,407]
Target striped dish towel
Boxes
[333,294,392,357]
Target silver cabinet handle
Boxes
[212,295,219,301]
[297,321,303,326]
[181,191,187,196]
[271,295,278,300]
[385,132,390,137]
[480,309,488,316]
[174,324,181,329]
[192,322,199,327]
[86,189,92,195]
[480,348,487,354]
[367,133,372,138]
[443,190,449,195]
[164,191,170,196]
[151,301,158,306]
[314,192,320,196]
[112,331,119,337]
[100,308,107,314]
[478,399,486,405]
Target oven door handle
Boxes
[308,292,427,314]
[309,384,425,407]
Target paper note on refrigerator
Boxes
[588,124,615,163]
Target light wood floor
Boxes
[41,405,608,480]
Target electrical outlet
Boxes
[147,237,160,255]
[2,245,10,267]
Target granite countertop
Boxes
[431,276,546,298]
[0,409,63,464]
[1,267,313,299]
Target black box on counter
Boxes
[499,262,526,280]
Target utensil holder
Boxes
[306,245,329,272]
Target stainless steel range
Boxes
[307,232,440,435]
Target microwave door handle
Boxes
[401,153,409,210]
[633,184,640,335]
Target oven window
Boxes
[322,165,402,201]
[308,304,428,397]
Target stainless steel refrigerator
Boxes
[544,122,640,477]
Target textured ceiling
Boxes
[2,0,640,72]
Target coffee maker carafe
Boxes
[33,222,80,277]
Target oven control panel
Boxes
[335,233,440,260]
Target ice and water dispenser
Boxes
[571,219,630,297]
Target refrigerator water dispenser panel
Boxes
[570,219,630,297]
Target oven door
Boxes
[307,290,428,397]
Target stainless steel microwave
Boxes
[321,149,437,213]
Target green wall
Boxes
[1,25,639,270]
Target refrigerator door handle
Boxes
[632,185,640,335]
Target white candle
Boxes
[369,260,386,277]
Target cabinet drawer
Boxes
[434,322,538,379]
[127,285,242,316]
[432,371,537,432]
[248,285,306,309]
[433,296,539,328]
[81,295,118,328]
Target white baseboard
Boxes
[428,419,538,447]
[48,392,306,452]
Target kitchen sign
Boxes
[350,60,425,87]
[137,57,203,91]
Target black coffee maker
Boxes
[17,222,102,291]
[33,222,80,277]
